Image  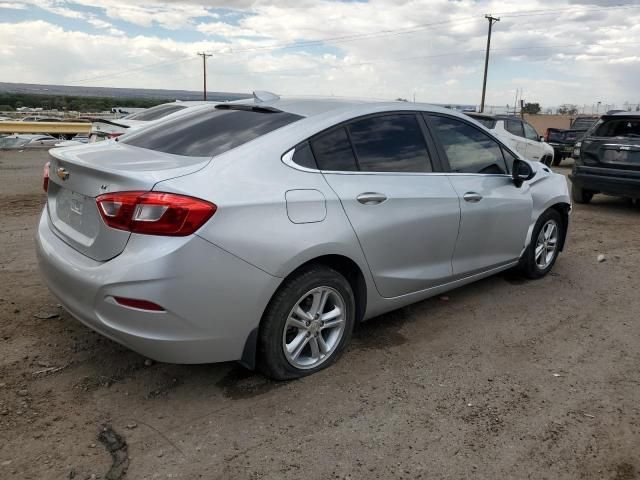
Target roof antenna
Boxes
[253,91,280,103]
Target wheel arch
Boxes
[548,202,571,251]
[240,253,368,370]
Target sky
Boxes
[1,0,639,109]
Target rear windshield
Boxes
[571,118,597,130]
[593,119,640,138]
[124,104,187,121]
[122,108,303,157]
[468,116,496,129]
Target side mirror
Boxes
[512,159,535,187]
[539,135,545,142]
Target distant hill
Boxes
[0,82,251,102]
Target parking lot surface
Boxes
[1,150,639,480]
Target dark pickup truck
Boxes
[569,112,640,203]
[545,116,599,166]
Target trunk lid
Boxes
[581,137,640,170]
[46,141,211,261]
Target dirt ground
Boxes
[0,149,639,480]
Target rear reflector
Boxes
[96,191,216,236]
[43,161,50,193]
[113,296,165,311]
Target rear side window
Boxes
[594,119,640,137]
[505,119,524,137]
[347,114,432,172]
[428,115,508,174]
[311,128,358,171]
[124,104,187,121]
[122,108,302,157]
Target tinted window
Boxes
[124,104,187,121]
[347,114,432,172]
[505,119,524,137]
[311,128,358,171]
[571,118,598,130]
[594,119,640,137]
[123,108,302,157]
[468,116,496,129]
[292,142,317,169]
[429,115,508,174]
[523,122,539,141]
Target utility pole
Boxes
[480,14,500,113]
[197,52,212,101]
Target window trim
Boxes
[423,112,518,176]
[284,111,444,174]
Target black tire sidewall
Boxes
[257,265,355,380]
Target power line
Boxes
[61,3,640,86]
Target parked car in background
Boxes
[466,114,554,165]
[54,134,90,147]
[545,116,599,165]
[20,116,63,122]
[90,101,213,139]
[0,134,61,149]
[570,112,640,203]
[37,95,571,380]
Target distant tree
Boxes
[521,102,541,114]
[557,104,578,115]
[0,104,14,111]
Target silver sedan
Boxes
[36,94,570,379]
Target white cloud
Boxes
[3,1,640,107]
[0,2,27,9]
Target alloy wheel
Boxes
[282,286,346,370]
[535,219,559,270]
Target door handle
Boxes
[463,192,483,203]
[356,192,387,205]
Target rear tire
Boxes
[551,155,562,166]
[519,209,563,279]
[571,184,593,204]
[257,265,355,380]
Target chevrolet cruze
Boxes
[37,93,571,380]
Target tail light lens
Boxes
[544,129,549,142]
[113,296,164,311]
[43,161,50,192]
[108,132,124,139]
[96,191,216,236]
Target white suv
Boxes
[468,114,554,166]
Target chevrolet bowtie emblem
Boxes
[56,167,69,181]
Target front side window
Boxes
[347,114,432,172]
[428,115,508,174]
[505,119,524,138]
[523,122,539,141]
[122,108,302,157]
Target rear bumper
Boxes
[548,143,573,157]
[36,209,281,364]
[569,166,640,198]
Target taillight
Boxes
[96,191,216,236]
[544,129,549,142]
[108,132,124,139]
[43,161,50,192]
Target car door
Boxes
[311,113,461,298]
[425,114,533,277]
[522,121,543,161]
[503,119,528,157]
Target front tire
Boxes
[519,209,563,279]
[257,265,355,380]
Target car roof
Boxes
[229,94,467,119]
[604,111,640,118]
